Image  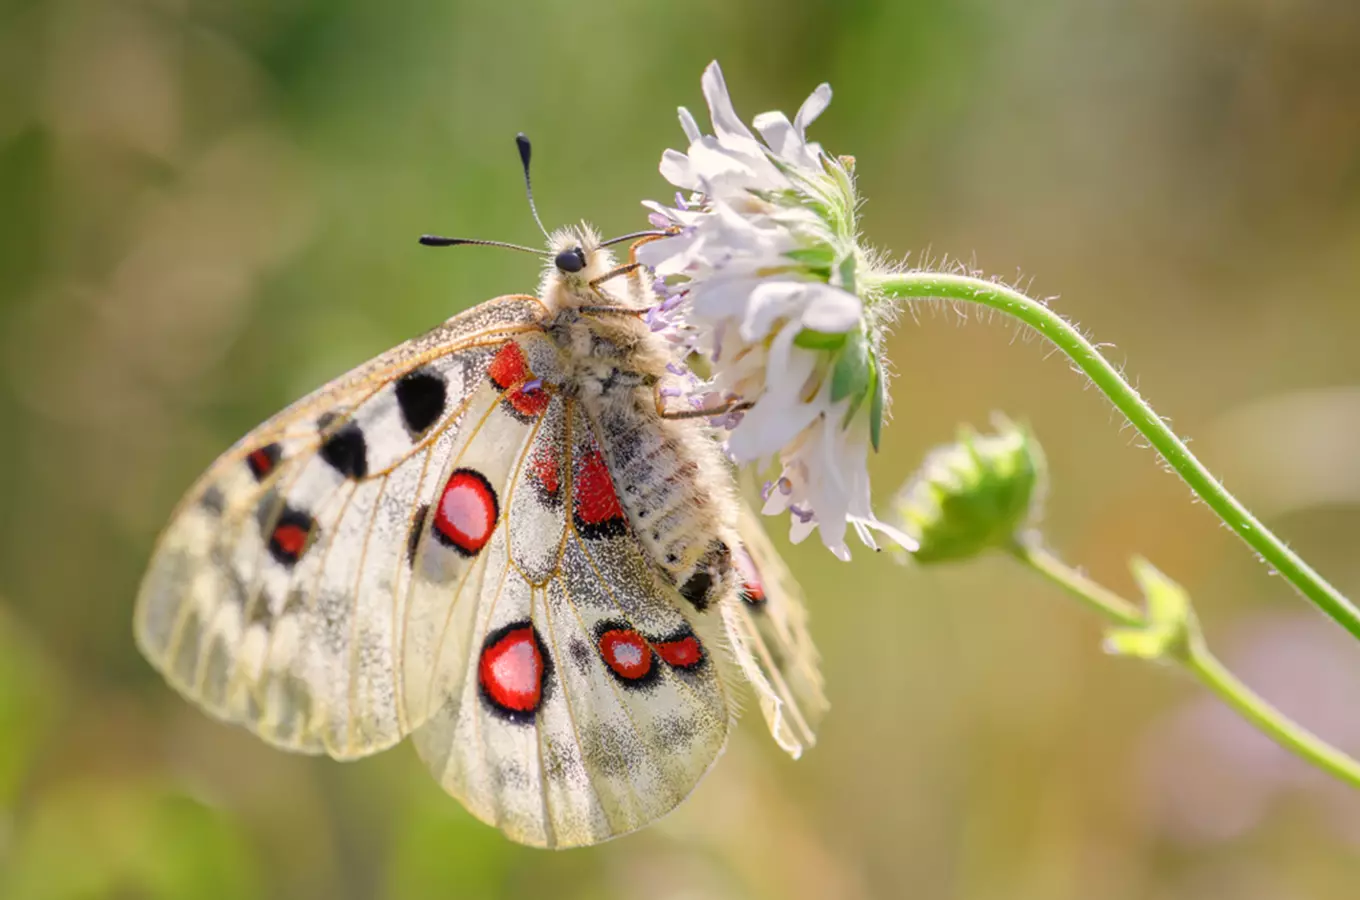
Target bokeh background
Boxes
[3,0,1360,897]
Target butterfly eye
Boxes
[554,247,587,273]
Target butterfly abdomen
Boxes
[568,335,740,614]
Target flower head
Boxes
[640,61,908,559]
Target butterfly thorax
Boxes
[536,226,740,612]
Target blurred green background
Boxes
[3,0,1360,897]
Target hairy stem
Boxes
[1011,543,1360,789]
[875,272,1360,642]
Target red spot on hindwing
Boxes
[433,469,498,556]
[734,547,766,606]
[654,634,704,670]
[478,623,546,721]
[599,628,653,681]
[487,341,549,418]
[573,446,625,538]
[529,442,561,502]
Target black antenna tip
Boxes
[419,235,460,246]
[516,133,532,170]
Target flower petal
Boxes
[689,276,763,320]
[740,281,805,341]
[794,83,833,136]
[677,106,702,144]
[701,61,756,144]
[753,111,798,160]
[799,284,863,333]
[659,148,698,190]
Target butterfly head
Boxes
[548,224,610,278]
[541,223,628,309]
[419,134,663,311]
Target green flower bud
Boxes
[892,416,1046,563]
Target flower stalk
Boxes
[1010,541,1360,789]
[871,270,1360,643]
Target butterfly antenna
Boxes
[516,133,552,243]
[597,229,670,248]
[417,236,542,254]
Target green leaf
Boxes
[794,329,848,351]
[830,332,869,404]
[1103,627,1177,660]
[1132,557,1189,625]
[1103,557,1198,662]
[869,354,885,451]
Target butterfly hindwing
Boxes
[134,295,549,758]
[410,400,732,848]
[722,502,829,758]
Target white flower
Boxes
[639,61,914,560]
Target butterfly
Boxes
[134,135,828,848]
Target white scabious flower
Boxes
[639,61,914,560]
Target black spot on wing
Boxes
[199,485,226,515]
[407,503,430,566]
[395,368,447,436]
[319,421,368,479]
[567,638,593,676]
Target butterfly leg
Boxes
[656,397,754,421]
[625,233,675,303]
[580,264,651,316]
[589,262,643,290]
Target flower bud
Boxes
[892,417,1046,563]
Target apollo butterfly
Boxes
[134,135,828,847]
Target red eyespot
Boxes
[599,628,653,681]
[654,634,703,670]
[478,623,546,720]
[433,469,499,556]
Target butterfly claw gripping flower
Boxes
[639,61,910,560]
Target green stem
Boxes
[875,272,1360,643]
[1012,543,1360,789]
[1011,543,1143,628]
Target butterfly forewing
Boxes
[135,295,548,758]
